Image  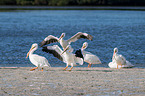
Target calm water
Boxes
[0,10,144,67]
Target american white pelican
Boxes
[26,43,51,71]
[76,42,101,67]
[42,45,84,71]
[108,48,134,69]
[40,32,93,52]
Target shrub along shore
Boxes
[0,0,145,6]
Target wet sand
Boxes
[0,67,145,96]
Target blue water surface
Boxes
[0,10,144,67]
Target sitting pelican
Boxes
[42,45,84,71]
[76,42,101,67]
[26,43,51,71]
[40,32,93,52]
[108,48,134,69]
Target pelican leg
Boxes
[120,64,122,69]
[40,68,43,71]
[88,63,92,68]
[69,67,73,71]
[117,64,118,69]
[30,67,38,71]
[63,66,68,71]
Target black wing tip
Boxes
[75,49,84,59]
[42,46,63,61]
[40,41,47,47]
[42,46,49,53]
[88,34,93,41]
[40,38,59,47]
[38,43,42,47]
[79,33,93,41]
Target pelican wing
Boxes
[109,60,134,68]
[114,54,126,65]
[40,35,59,47]
[74,56,84,65]
[83,51,101,64]
[75,49,84,59]
[119,55,127,65]
[42,45,64,62]
[123,60,134,67]
[31,54,50,67]
[67,32,93,43]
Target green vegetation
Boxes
[0,0,145,6]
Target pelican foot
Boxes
[68,67,73,71]
[68,69,72,72]
[88,64,92,68]
[30,67,38,71]
[117,64,118,69]
[63,66,68,71]
[30,69,35,71]
[40,68,43,71]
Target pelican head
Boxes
[58,33,65,41]
[26,43,38,58]
[114,47,118,53]
[81,42,88,50]
[60,45,70,55]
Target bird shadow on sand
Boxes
[45,69,113,72]
[0,67,19,69]
[74,69,113,72]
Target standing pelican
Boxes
[108,48,134,69]
[76,42,101,67]
[42,45,84,71]
[26,43,51,71]
[40,32,93,52]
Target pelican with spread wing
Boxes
[42,45,84,71]
[40,32,93,52]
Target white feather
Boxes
[27,43,51,68]
[108,48,134,68]
[81,42,101,65]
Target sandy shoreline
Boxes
[0,67,145,96]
